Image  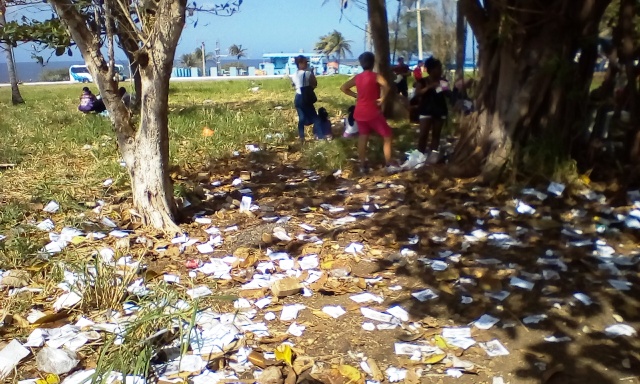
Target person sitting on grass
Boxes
[343,105,359,138]
[415,57,451,159]
[340,51,399,174]
[78,87,102,113]
[313,107,333,140]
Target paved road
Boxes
[0,75,289,88]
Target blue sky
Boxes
[5,0,475,63]
[7,0,375,62]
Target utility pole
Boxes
[201,41,206,76]
[416,0,423,60]
[414,1,430,60]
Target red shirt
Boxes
[413,67,423,80]
[354,70,381,122]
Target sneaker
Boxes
[427,151,441,165]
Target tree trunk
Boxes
[119,73,177,230]
[0,0,24,105]
[454,4,466,81]
[50,0,186,232]
[366,0,403,119]
[453,0,611,181]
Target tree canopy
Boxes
[314,30,353,61]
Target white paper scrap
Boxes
[0,340,30,379]
[186,286,212,299]
[510,276,535,290]
[573,293,593,305]
[350,292,384,304]
[442,328,472,339]
[608,279,632,291]
[386,306,409,322]
[345,242,364,254]
[281,304,305,321]
[53,291,82,311]
[394,343,441,356]
[523,314,548,324]
[43,201,60,213]
[287,322,306,337]
[322,306,346,319]
[480,340,509,357]
[604,324,637,337]
[473,314,500,330]
[362,322,375,331]
[36,219,55,231]
[361,307,393,323]
[239,196,252,213]
[446,369,463,378]
[547,182,566,197]
[411,289,439,302]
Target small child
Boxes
[313,107,332,140]
[415,57,451,156]
[343,105,359,138]
[340,51,397,174]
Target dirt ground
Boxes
[148,145,640,384]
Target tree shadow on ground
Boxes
[167,114,640,383]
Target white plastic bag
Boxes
[401,150,427,170]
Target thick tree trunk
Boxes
[367,0,403,119]
[453,0,611,181]
[0,0,24,105]
[119,74,177,230]
[454,5,466,80]
[50,0,186,232]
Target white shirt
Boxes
[291,70,312,94]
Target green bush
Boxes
[40,68,69,82]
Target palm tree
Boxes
[193,47,213,68]
[228,44,247,66]
[0,0,24,104]
[314,30,352,62]
[179,53,198,68]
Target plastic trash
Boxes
[36,347,79,375]
[401,150,426,170]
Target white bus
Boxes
[69,64,127,83]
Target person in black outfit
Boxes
[392,57,411,98]
[415,57,451,154]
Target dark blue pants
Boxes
[294,94,317,140]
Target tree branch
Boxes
[458,0,487,42]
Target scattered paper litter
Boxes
[0,340,30,379]
[446,369,463,378]
[386,367,407,382]
[322,306,346,319]
[36,219,55,231]
[480,340,509,356]
[361,307,393,323]
[411,289,439,302]
[473,314,500,330]
[493,377,505,384]
[350,292,384,304]
[442,328,472,339]
[515,200,536,214]
[604,324,637,337]
[522,314,548,324]
[287,322,306,337]
[272,227,292,242]
[394,343,441,356]
[239,196,252,213]
[186,286,212,299]
[544,335,571,342]
[547,182,566,197]
[573,293,593,305]
[281,304,305,321]
[345,242,364,254]
[608,279,632,291]
[43,201,60,213]
[386,306,409,322]
[510,276,535,290]
[362,322,375,331]
[53,291,82,312]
